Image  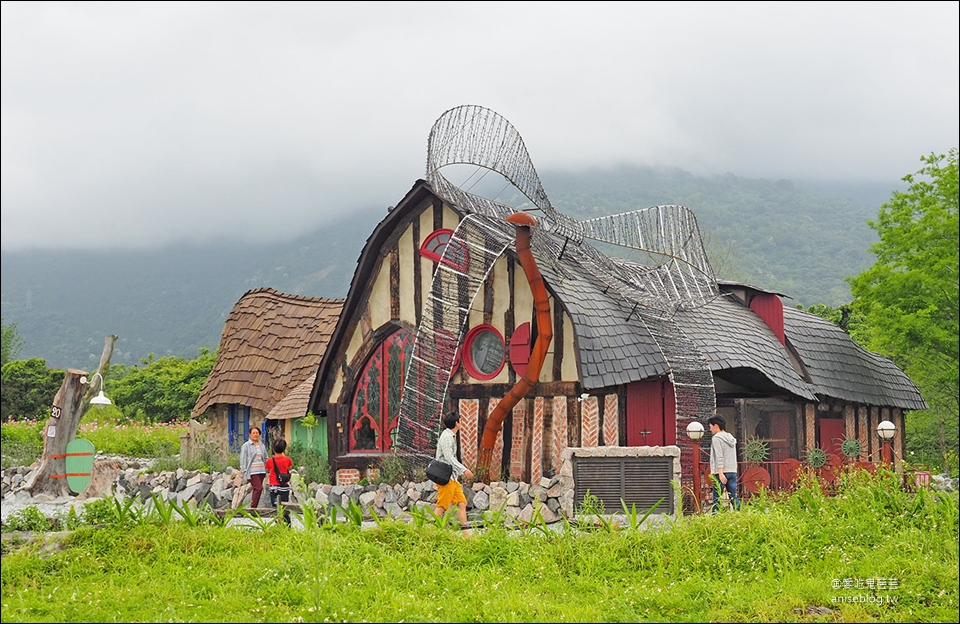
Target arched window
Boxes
[349,329,413,453]
[419,228,469,272]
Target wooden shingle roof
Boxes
[192,288,344,419]
[312,180,925,415]
[783,305,927,410]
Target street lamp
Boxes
[686,421,705,511]
[81,372,112,407]
[877,419,896,465]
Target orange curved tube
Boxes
[477,212,553,474]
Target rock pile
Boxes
[3,461,569,524]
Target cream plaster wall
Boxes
[398,226,416,326]
[368,261,391,331]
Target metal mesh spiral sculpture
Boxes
[396,104,720,472]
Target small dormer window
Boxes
[420,228,469,272]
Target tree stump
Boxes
[77,459,123,501]
[23,335,117,498]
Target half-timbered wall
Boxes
[327,198,600,481]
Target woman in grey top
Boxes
[239,426,268,508]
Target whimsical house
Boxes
[308,106,926,509]
[191,288,343,456]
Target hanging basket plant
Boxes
[742,437,770,463]
[806,447,828,469]
[841,438,862,459]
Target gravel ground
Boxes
[1,490,86,524]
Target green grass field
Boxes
[2,469,957,623]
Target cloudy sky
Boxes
[2,1,957,252]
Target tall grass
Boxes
[2,467,957,622]
[0,415,185,468]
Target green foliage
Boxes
[106,349,216,423]
[849,149,959,473]
[374,454,409,484]
[798,302,868,345]
[1,317,25,367]
[0,470,957,622]
[80,498,119,526]
[3,506,51,532]
[77,413,185,457]
[0,358,65,422]
[0,418,45,467]
[286,441,329,485]
[299,411,318,429]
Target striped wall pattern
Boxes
[805,405,816,452]
[532,397,545,484]
[602,393,619,446]
[510,401,525,480]
[858,406,868,459]
[844,405,855,443]
[581,396,599,447]
[459,398,479,469]
[552,396,568,476]
[489,398,505,480]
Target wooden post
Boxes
[24,335,117,497]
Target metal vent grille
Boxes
[574,456,674,514]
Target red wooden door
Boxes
[625,378,676,446]
[818,418,845,457]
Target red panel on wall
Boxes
[818,418,845,457]
[749,293,785,345]
[509,322,531,377]
[625,378,675,446]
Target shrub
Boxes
[4,506,51,532]
[1,359,64,422]
[287,441,330,485]
[0,419,44,468]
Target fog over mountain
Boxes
[2,2,956,253]
[1,166,896,369]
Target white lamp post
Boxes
[877,420,896,464]
[686,421,705,511]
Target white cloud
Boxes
[2,1,957,250]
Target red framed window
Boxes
[349,329,413,452]
[462,324,506,380]
[420,228,469,272]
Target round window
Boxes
[463,325,506,380]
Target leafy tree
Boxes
[849,149,959,473]
[1,358,65,421]
[798,302,866,342]
[1,317,25,366]
[106,349,216,423]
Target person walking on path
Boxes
[240,426,268,508]
[266,438,294,524]
[434,411,474,534]
[708,414,741,512]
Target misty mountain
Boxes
[1,166,895,370]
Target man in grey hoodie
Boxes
[708,415,741,512]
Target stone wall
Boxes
[3,445,687,524]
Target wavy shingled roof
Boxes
[192,288,344,419]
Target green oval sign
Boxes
[65,438,96,495]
